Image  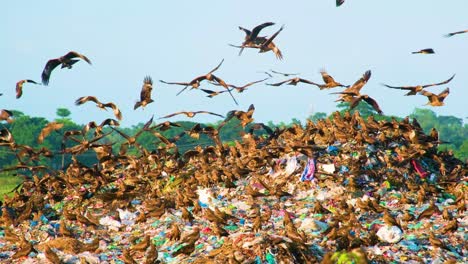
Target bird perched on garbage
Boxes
[419,88,450,106]
[168,222,181,241]
[75,96,123,120]
[417,200,440,220]
[121,248,138,264]
[145,244,158,264]
[445,29,468,37]
[12,236,35,259]
[131,235,151,252]
[134,76,154,110]
[44,245,61,264]
[429,232,450,250]
[41,51,92,85]
[16,79,39,99]
[382,74,455,96]
[412,48,435,54]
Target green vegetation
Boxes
[0,106,466,199]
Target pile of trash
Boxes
[0,112,466,263]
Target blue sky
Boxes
[3,1,467,126]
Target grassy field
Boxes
[0,173,22,201]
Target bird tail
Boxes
[134,101,142,110]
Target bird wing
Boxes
[100,118,120,127]
[381,84,416,90]
[41,59,61,85]
[208,59,225,74]
[437,88,450,99]
[212,75,238,105]
[444,29,468,37]
[75,96,100,105]
[38,122,64,143]
[250,22,275,40]
[266,79,293,86]
[235,78,269,90]
[320,70,336,84]
[159,80,191,86]
[271,70,299,76]
[15,81,24,99]
[298,78,320,86]
[363,96,383,114]
[103,103,122,120]
[345,70,371,94]
[422,74,455,88]
[160,111,186,119]
[64,51,92,64]
[238,26,252,36]
[141,76,153,101]
[196,111,225,118]
[260,25,284,49]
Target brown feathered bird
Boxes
[267,77,319,87]
[145,243,158,264]
[429,232,450,250]
[16,79,39,99]
[75,96,122,120]
[382,74,455,96]
[160,110,224,119]
[317,70,348,89]
[237,22,275,55]
[419,88,450,106]
[131,235,151,252]
[134,76,154,110]
[41,51,92,85]
[340,70,372,96]
[412,48,435,54]
[219,104,255,129]
[160,59,226,95]
[258,25,284,59]
[44,245,61,264]
[349,94,383,114]
[417,200,440,220]
[38,122,64,144]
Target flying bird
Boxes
[134,76,154,110]
[258,25,284,59]
[420,88,450,106]
[237,22,275,55]
[159,111,224,119]
[41,51,92,85]
[75,96,122,120]
[206,78,268,94]
[349,94,383,114]
[16,79,39,99]
[382,74,455,96]
[412,48,435,54]
[444,29,468,37]
[317,70,348,89]
[336,0,345,6]
[335,70,371,98]
[270,70,299,77]
[267,77,319,87]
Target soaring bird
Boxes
[382,74,455,96]
[41,51,92,85]
[237,22,275,55]
[206,78,268,94]
[420,88,450,106]
[267,77,319,87]
[160,111,224,119]
[317,70,348,89]
[0,109,14,123]
[16,79,39,99]
[258,25,284,59]
[444,29,468,37]
[75,96,122,120]
[412,48,435,54]
[38,122,64,144]
[219,104,255,129]
[340,70,372,96]
[134,76,154,110]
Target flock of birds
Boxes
[6,21,466,127]
[0,16,467,264]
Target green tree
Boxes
[308,112,327,122]
[56,108,71,119]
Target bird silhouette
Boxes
[382,74,455,96]
[41,51,92,85]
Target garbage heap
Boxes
[0,111,466,263]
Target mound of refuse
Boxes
[0,112,466,263]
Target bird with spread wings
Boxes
[41,51,92,85]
